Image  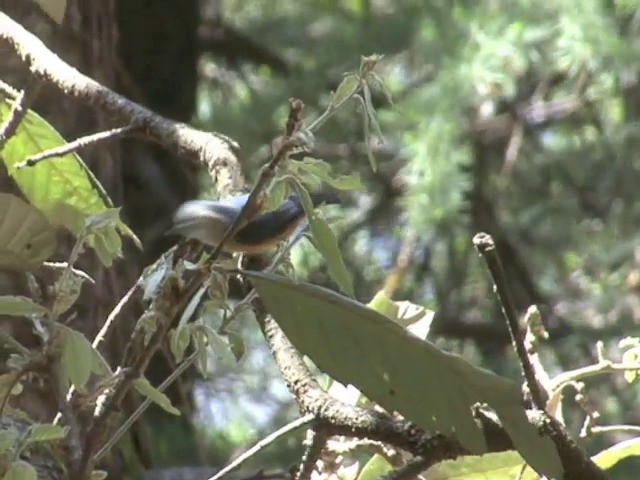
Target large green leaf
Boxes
[0,295,49,317]
[592,436,640,470]
[0,94,135,266]
[56,324,112,390]
[0,193,57,270]
[58,324,94,390]
[246,272,563,479]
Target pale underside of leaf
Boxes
[246,272,562,479]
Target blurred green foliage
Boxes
[182,0,640,477]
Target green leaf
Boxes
[169,326,191,363]
[0,94,130,266]
[328,173,366,191]
[52,269,84,316]
[0,193,57,270]
[621,347,640,383]
[592,436,640,470]
[367,290,399,319]
[191,322,236,365]
[54,318,111,378]
[308,214,354,297]
[424,451,530,479]
[3,460,37,480]
[331,74,361,107]
[0,296,49,317]
[357,454,393,480]
[226,330,246,361]
[89,470,108,480]
[34,0,67,24]
[0,426,19,451]
[397,301,435,340]
[133,377,180,416]
[57,324,94,390]
[0,373,23,400]
[246,272,562,479]
[135,311,160,346]
[265,179,290,211]
[362,83,385,143]
[289,157,365,192]
[193,334,210,378]
[90,348,113,376]
[294,183,354,297]
[498,405,561,479]
[366,71,394,106]
[354,94,377,171]
[369,293,434,340]
[294,157,333,182]
[25,424,68,444]
[84,208,121,231]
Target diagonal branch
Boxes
[0,11,239,189]
[472,232,547,410]
[17,125,136,168]
[0,76,41,147]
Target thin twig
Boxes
[52,281,141,425]
[75,280,181,478]
[83,98,313,474]
[93,282,139,352]
[589,425,640,435]
[206,414,316,480]
[550,361,640,395]
[48,361,83,469]
[522,306,553,412]
[0,77,41,147]
[473,233,608,480]
[295,427,329,480]
[97,225,311,463]
[94,349,200,460]
[16,125,136,168]
[472,232,547,410]
[43,262,95,284]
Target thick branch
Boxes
[0,12,239,188]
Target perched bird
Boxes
[168,191,337,254]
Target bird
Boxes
[168,191,338,254]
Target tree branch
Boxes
[473,233,608,480]
[0,76,41,147]
[16,125,136,168]
[0,11,239,191]
[472,232,547,410]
